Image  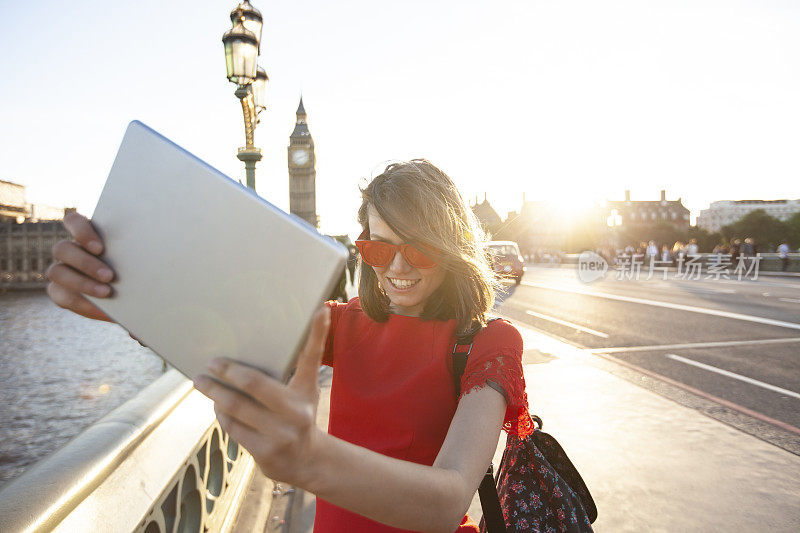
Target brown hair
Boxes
[356,159,499,336]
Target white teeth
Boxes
[389,278,420,289]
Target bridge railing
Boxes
[0,369,258,532]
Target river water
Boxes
[0,290,165,489]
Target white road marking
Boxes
[515,323,590,359]
[666,353,800,400]
[634,279,737,294]
[779,297,800,304]
[524,310,609,338]
[509,313,800,435]
[521,280,800,331]
[593,337,800,353]
[688,277,800,290]
[680,286,737,294]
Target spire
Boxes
[291,95,311,139]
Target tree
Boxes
[618,222,687,251]
[785,212,800,250]
[720,209,787,252]
[687,226,723,252]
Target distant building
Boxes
[0,179,74,286]
[1,180,29,223]
[606,190,690,230]
[512,200,567,252]
[287,97,319,228]
[0,179,71,223]
[471,194,502,236]
[472,194,570,254]
[697,199,800,233]
[1,221,71,286]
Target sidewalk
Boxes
[514,326,800,532]
[289,317,800,532]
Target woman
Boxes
[46,159,530,533]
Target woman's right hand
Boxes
[46,211,115,322]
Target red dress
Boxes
[314,298,532,533]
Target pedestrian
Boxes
[778,239,791,272]
[661,244,672,264]
[743,237,755,257]
[329,268,349,302]
[686,238,699,257]
[646,240,658,261]
[711,244,722,266]
[45,159,530,533]
[731,239,741,263]
[346,244,358,285]
[672,241,685,263]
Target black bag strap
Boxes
[452,317,506,533]
[452,318,501,397]
[478,464,505,533]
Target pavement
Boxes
[278,276,800,532]
[511,326,800,532]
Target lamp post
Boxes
[607,208,623,254]
[222,1,268,190]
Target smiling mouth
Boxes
[387,278,421,290]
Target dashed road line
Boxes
[510,317,800,436]
[597,352,800,436]
[666,353,800,400]
[679,286,737,294]
[592,337,800,354]
[524,309,609,338]
[521,280,800,331]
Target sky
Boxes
[1,0,799,237]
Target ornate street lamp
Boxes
[252,66,269,112]
[230,0,263,52]
[222,21,258,85]
[222,1,267,190]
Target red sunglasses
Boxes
[355,232,438,269]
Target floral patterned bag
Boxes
[478,418,596,533]
[453,323,597,533]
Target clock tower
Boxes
[288,97,318,228]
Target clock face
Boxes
[292,149,310,166]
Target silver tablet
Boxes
[86,121,347,383]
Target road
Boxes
[496,265,800,443]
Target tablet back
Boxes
[87,120,348,382]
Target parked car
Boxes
[485,241,524,285]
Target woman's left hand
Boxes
[192,306,330,486]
